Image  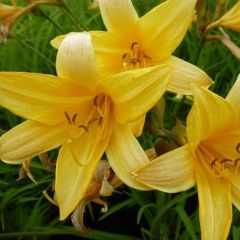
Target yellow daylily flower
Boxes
[51,0,212,136]
[0,3,22,20]
[207,1,240,32]
[0,33,171,220]
[51,0,212,95]
[132,75,240,240]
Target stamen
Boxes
[72,114,78,124]
[210,158,218,169]
[220,158,233,171]
[121,42,151,70]
[234,158,240,175]
[236,143,240,154]
[93,96,104,117]
[78,124,89,133]
[64,111,71,124]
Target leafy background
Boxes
[0,0,240,239]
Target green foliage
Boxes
[0,0,240,239]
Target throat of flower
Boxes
[63,94,112,166]
[64,94,109,141]
[122,42,152,71]
[197,143,240,178]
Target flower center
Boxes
[64,93,110,141]
[197,142,240,178]
[122,42,151,71]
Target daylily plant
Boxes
[51,0,212,135]
[132,75,240,240]
[0,32,173,220]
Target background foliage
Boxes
[0,0,240,239]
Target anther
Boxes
[72,114,78,124]
[221,158,233,171]
[234,158,240,167]
[236,143,240,154]
[93,95,98,107]
[78,125,89,133]
[131,42,138,50]
[64,111,71,124]
[210,158,218,169]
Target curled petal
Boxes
[132,145,195,193]
[0,120,65,162]
[163,56,213,95]
[56,33,100,89]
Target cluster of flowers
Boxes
[0,0,240,239]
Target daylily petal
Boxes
[99,0,138,33]
[106,64,169,123]
[129,115,146,137]
[50,34,66,49]
[90,31,132,76]
[0,120,65,162]
[0,72,92,124]
[162,56,213,95]
[56,99,113,220]
[56,33,100,89]
[226,74,240,114]
[106,123,151,190]
[132,144,195,192]
[137,0,196,61]
[187,84,237,149]
[195,160,232,240]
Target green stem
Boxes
[12,35,55,68]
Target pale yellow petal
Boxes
[106,64,169,123]
[90,31,132,76]
[106,123,151,190]
[207,2,240,32]
[129,115,146,137]
[56,99,113,220]
[226,74,240,114]
[0,120,66,162]
[187,84,237,149]
[195,160,232,240]
[132,144,195,192]
[56,33,100,89]
[0,72,92,124]
[163,56,213,95]
[138,0,196,61]
[99,0,138,33]
[50,34,66,49]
